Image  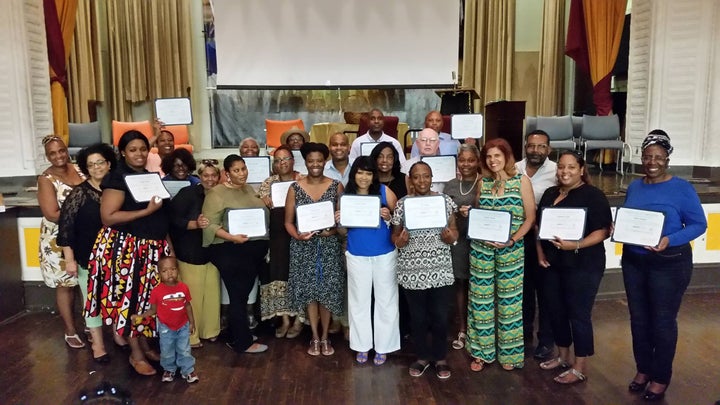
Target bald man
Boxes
[324,132,353,187]
[410,111,460,158]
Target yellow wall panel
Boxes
[24,228,40,267]
[706,213,720,250]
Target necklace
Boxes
[559,182,584,196]
[491,179,505,195]
[459,174,479,196]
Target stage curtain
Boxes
[461,0,515,110]
[45,0,78,143]
[67,0,103,123]
[536,0,565,116]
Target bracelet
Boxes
[574,240,580,254]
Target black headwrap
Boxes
[641,129,673,155]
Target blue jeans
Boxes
[621,244,693,385]
[158,320,195,376]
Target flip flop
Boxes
[540,357,569,370]
[409,361,430,377]
[470,358,485,372]
[451,331,466,350]
[64,334,85,349]
[435,363,451,379]
[554,368,587,384]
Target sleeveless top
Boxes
[477,173,525,235]
[346,185,395,257]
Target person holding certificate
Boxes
[442,143,481,351]
[336,156,399,365]
[202,154,270,354]
[621,130,706,401]
[85,130,171,376]
[258,145,304,339]
[467,138,536,372]
[391,161,458,379]
[535,151,612,385]
[161,148,200,185]
[285,142,345,357]
[146,127,175,175]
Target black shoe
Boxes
[93,353,111,364]
[642,389,665,402]
[533,345,553,360]
[628,380,649,393]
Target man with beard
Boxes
[515,129,557,360]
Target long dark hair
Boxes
[345,156,381,196]
[369,141,402,179]
[557,150,592,186]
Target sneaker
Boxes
[183,371,199,383]
[162,371,175,383]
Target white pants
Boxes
[346,249,400,354]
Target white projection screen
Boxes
[213,0,460,88]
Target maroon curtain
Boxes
[565,0,589,74]
[44,0,66,90]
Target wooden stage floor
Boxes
[1,292,718,405]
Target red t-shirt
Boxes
[149,282,192,330]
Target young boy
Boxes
[132,256,199,383]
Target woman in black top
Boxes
[371,141,407,199]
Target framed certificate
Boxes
[296,200,335,233]
[360,142,380,156]
[403,195,447,230]
[611,207,665,247]
[162,180,191,199]
[339,195,381,228]
[123,173,171,203]
[270,181,294,208]
[467,208,512,242]
[451,114,483,140]
[538,207,587,241]
[227,208,267,237]
[154,97,193,125]
[291,150,307,175]
[243,156,271,184]
[421,155,457,183]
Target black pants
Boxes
[404,285,453,362]
[208,240,268,351]
[522,231,554,347]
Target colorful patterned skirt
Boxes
[84,226,169,338]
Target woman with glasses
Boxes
[621,130,706,401]
[58,143,116,362]
[161,148,200,185]
[37,135,87,349]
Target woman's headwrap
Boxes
[641,129,673,155]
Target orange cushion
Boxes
[265,119,305,149]
[112,120,154,146]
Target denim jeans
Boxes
[622,244,693,385]
[158,320,195,376]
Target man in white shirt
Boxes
[410,110,460,158]
[348,108,406,165]
[515,129,558,361]
[324,132,353,187]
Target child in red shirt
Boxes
[132,256,199,383]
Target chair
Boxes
[403,114,452,154]
[580,114,624,173]
[355,115,400,138]
[536,115,577,155]
[524,116,537,137]
[68,122,102,159]
[111,120,154,147]
[151,125,194,153]
[265,119,305,149]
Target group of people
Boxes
[37,110,706,399]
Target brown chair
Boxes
[265,119,305,149]
[355,115,400,138]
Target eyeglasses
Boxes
[201,159,219,166]
[275,157,294,162]
[418,138,438,143]
[87,160,108,168]
[641,155,668,163]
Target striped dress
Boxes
[467,173,526,368]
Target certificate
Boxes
[611,207,665,247]
[292,150,307,175]
[296,200,335,233]
[421,155,457,183]
[467,208,512,242]
[243,156,271,184]
[339,195,381,228]
[451,114,483,140]
[154,97,193,125]
[162,180,191,199]
[403,195,447,230]
[538,207,587,241]
[227,208,267,237]
[270,181,294,208]
[123,173,171,203]
[360,142,380,156]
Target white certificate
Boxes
[538,207,587,241]
[123,173,171,203]
[243,156,271,184]
[162,180,191,199]
[154,97,193,125]
[296,200,335,233]
[403,195,447,230]
[339,195,381,228]
[467,208,512,242]
[421,155,457,183]
[612,207,665,247]
[291,150,307,175]
[451,113,483,140]
[270,181,294,208]
[227,208,267,237]
[361,142,380,156]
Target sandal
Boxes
[275,323,290,338]
[373,353,387,366]
[451,331,466,350]
[539,357,569,370]
[502,364,516,371]
[64,334,85,349]
[435,363,451,379]
[286,322,303,339]
[470,358,485,372]
[307,339,321,356]
[320,339,334,356]
[190,342,203,349]
[408,361,430,377]
[356,351,369,364]
[554,368,587,384]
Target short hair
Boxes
[223,154,245,171]
[409,161,432,177]
[158,255,178,267]
[479,138,517,178]
[300,142,329,160]
[158,129,175,141]
[197,161,220,177]
[76,143,117,176]
[345,156,381,196]
[369,141,403,178]
[161,148,197,176]
[557,150,592,186]
[273,144,293,159]
[118,130,150,152]
[369,108,384,116]
[457,143,480,160]
[239,137,260,156]
[525,129,550,144]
